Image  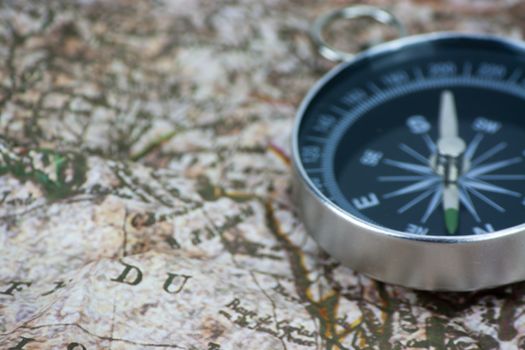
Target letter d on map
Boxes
[110,261,142,286]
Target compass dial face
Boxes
[297,36,525,236]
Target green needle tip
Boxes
[445,208,459,234]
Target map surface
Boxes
[2,0,525,349]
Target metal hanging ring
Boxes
[311,5,408,62]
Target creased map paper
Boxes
[2,0,525,349]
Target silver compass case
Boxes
[292,29,525,291]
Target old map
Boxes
[2,0,525,349]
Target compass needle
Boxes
[293,32,525,290]
[439,90,459,138]
[443,185,460,234]
[435,90,466,234]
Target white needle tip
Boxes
[439,90,458,139]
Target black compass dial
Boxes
[297,36,525,236]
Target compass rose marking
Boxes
[381,124,521,232]
[383,158,434,175]
[305,135,326,143]
[330,105,348,116]
[377,175,431,182]
[413,67,424,80]
[471,142,507,166]
[399,143,428,164]
[467,157,522,177]
[462,178,521,197]
[421,185,444,223]
[466,187,505,213]
[367,82,382,94]
[383,177,440,199]
[306,168,323,174]
[464,133,484,161]
[398,187,436,214]
[459,187,481,223]
[509,68,523,83]
[463,61,473,76]
[479,174,525,181]
[422,134,437,153]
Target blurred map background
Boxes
[2,0,525,349]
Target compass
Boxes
[292,6,525,291]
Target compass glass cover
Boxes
[297,36,525,236]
